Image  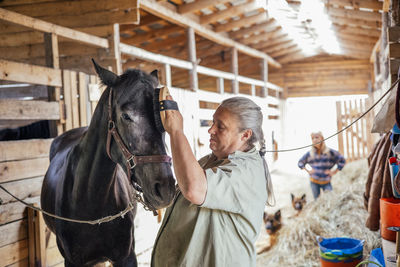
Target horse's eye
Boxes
[122,113,132,121]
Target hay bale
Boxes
[256,159,381,267]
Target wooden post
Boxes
[343,100,351,161]
[250,84,256,96]
[217,77,224,94]
[163,64,172,88]
[28,204,46,267]
[70,71,80,128]
[231,47,239,94]
[108,24,122,75]
[261,58,268,97]
[336,101,344,156]
[187,27,198,91]
[63,70,73,131]
[44,32,63,135]
[78,72,88,127]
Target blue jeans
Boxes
[310,182,332,199]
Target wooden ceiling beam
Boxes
[178,0,232,14]
[239,28,283,45]
[140,34,189,51]
[121,25,184,45]
[2,0,139,18]
[269,44,299,58]
[214,12,267,32]
[200,0,263,25]
[251,34,290,50]
[229,19,278,39]
[327,6,381,22]
[322,0,383,11]
[140,0,281,68]
[262,39,294,54]
[278,51,306,64]
[329,15,381,29]
[336,32,378,44]
[332,24,380,38]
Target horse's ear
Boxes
[92,59,118,87]
[150,70,158,80]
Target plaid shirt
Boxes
[298,148,345,184]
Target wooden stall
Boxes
[0,1,283,266]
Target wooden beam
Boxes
[140,0,280,68]
[200,1,262,25]
[329,15,381,29]
[239,28,283,45]
[178,0,231,14]
[269,44,299,58]
[229,19,277,39]
[322,0,383,11]
[214,12,267,33]
[252,34,290,50]
[44,32,62,135]
[187,27,198,91]
[0,59,62,87]
[327,7,381,22]
[262,40,294,54]
[336,32,378,44]
[332,24,380,38]
[122,25,183,45]
[0,100,59,120]
[261,58,268,97]
[0,8,109,48]
[108,24,122,75]
[231,47,239,94]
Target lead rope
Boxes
[0,184,135,225]
[266,78,400,153]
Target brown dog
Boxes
[257,210,282,254]
[291,193,306,215]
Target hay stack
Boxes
[256,159,381,267]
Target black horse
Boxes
[41,61,176,267]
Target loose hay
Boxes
[256,159,381,267]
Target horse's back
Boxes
[50,127,88,160]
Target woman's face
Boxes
[311,133,323,149]
[208,107,249,159]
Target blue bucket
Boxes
[317,236,364,266]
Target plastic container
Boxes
[380,198,400,241]
[368,247,385,267]
[317,236,364,267]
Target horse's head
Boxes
[93,60,175,210]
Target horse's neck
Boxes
[71,90,118,204]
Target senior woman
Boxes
[151,96,274,267]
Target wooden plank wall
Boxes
[0,68,102,267]
[269,55,371,97]
[335,98,374,162]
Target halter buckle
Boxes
[127,155,136,169]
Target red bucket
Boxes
[380,198,400,241]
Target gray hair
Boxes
[219,96,275,206]
[220,97,265,150]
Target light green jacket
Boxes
[151,147,268,267]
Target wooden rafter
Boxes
[332,24,380,38]
[327,6,381,22]
[214,12,267,32]
[200,0,262,25]
[178,0,231,14]
[322,0,383,11]
[329,15,382,29]
[140,0,281,68]
[229,19,277,39]
[239,28,283,45]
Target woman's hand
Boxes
[163,95,183,135]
